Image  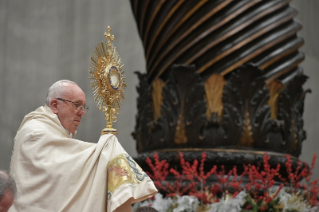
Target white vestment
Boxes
[9,105,157,212]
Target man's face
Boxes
[0,189,14,212]
[51,84,86,135]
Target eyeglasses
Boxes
[56,98,89,113]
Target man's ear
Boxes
[50,99,59,114]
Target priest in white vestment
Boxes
[9,80,157,212]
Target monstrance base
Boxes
[101,127,118,135]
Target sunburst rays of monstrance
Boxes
[89,26,126,135]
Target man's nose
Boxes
[78,108,86,116]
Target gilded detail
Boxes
[89,26,127,135]
[107,154,134,193]
[205,74,226,118]
[152,78,165,120]
[107,154,148,194]
[174,101,187,144]
[291,118,298,151]
[238,105,254,147]
[267,81,283,119]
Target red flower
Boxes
[144,152,319,208]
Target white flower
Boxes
[208,191,246,212]
[173,195,199,212]
[277,189,311,212]
[133,189,317,212]
[310,206,319,212]
[152,193,173,212]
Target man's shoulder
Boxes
[21,116,51,128]
[17,115,62,137]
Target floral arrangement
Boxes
[133,152,319,212]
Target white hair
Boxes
[45,80,78,106]
[0,170,16,199]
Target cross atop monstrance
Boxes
[104,26,114,42]
[89,26,126,135]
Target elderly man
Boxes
[0,171,16,212]
[10,80,157,212]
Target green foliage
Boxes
[240,195,282,212]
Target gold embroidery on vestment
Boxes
[107,154,135,193]
[107,153,149,202]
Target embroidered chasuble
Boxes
[9,105,157,212]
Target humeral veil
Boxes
[9,105,157,212]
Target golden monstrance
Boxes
[89,26,126,135]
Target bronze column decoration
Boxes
[130,0,309,181]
